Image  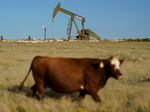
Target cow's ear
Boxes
[120,59,124,65]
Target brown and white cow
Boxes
[19,56,124,102]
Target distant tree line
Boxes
[122,38,150,42]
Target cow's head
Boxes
[104,57,124,79]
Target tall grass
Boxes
[0,41,150,112]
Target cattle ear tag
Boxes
[99,62,104,68]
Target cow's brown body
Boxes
[20,56,124,102]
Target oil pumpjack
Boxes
[52,3,101,41]
[52,3,89,40]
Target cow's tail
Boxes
[19,65,32,90]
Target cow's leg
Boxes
[84,85,101,102]
[26,84,37,97]
[90,92,101,102]
[79,90,87,99]
[89,90,101,102]
[31,84,37,97]
[36,80,45,100]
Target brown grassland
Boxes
[0,41,150,112]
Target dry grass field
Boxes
[0,41,150,112]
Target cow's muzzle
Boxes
[118,75,123,80]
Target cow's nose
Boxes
[118,75,123,80]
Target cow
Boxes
[19,56,124,102]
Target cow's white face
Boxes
[109,57,123,79]
[111,58,120,70]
